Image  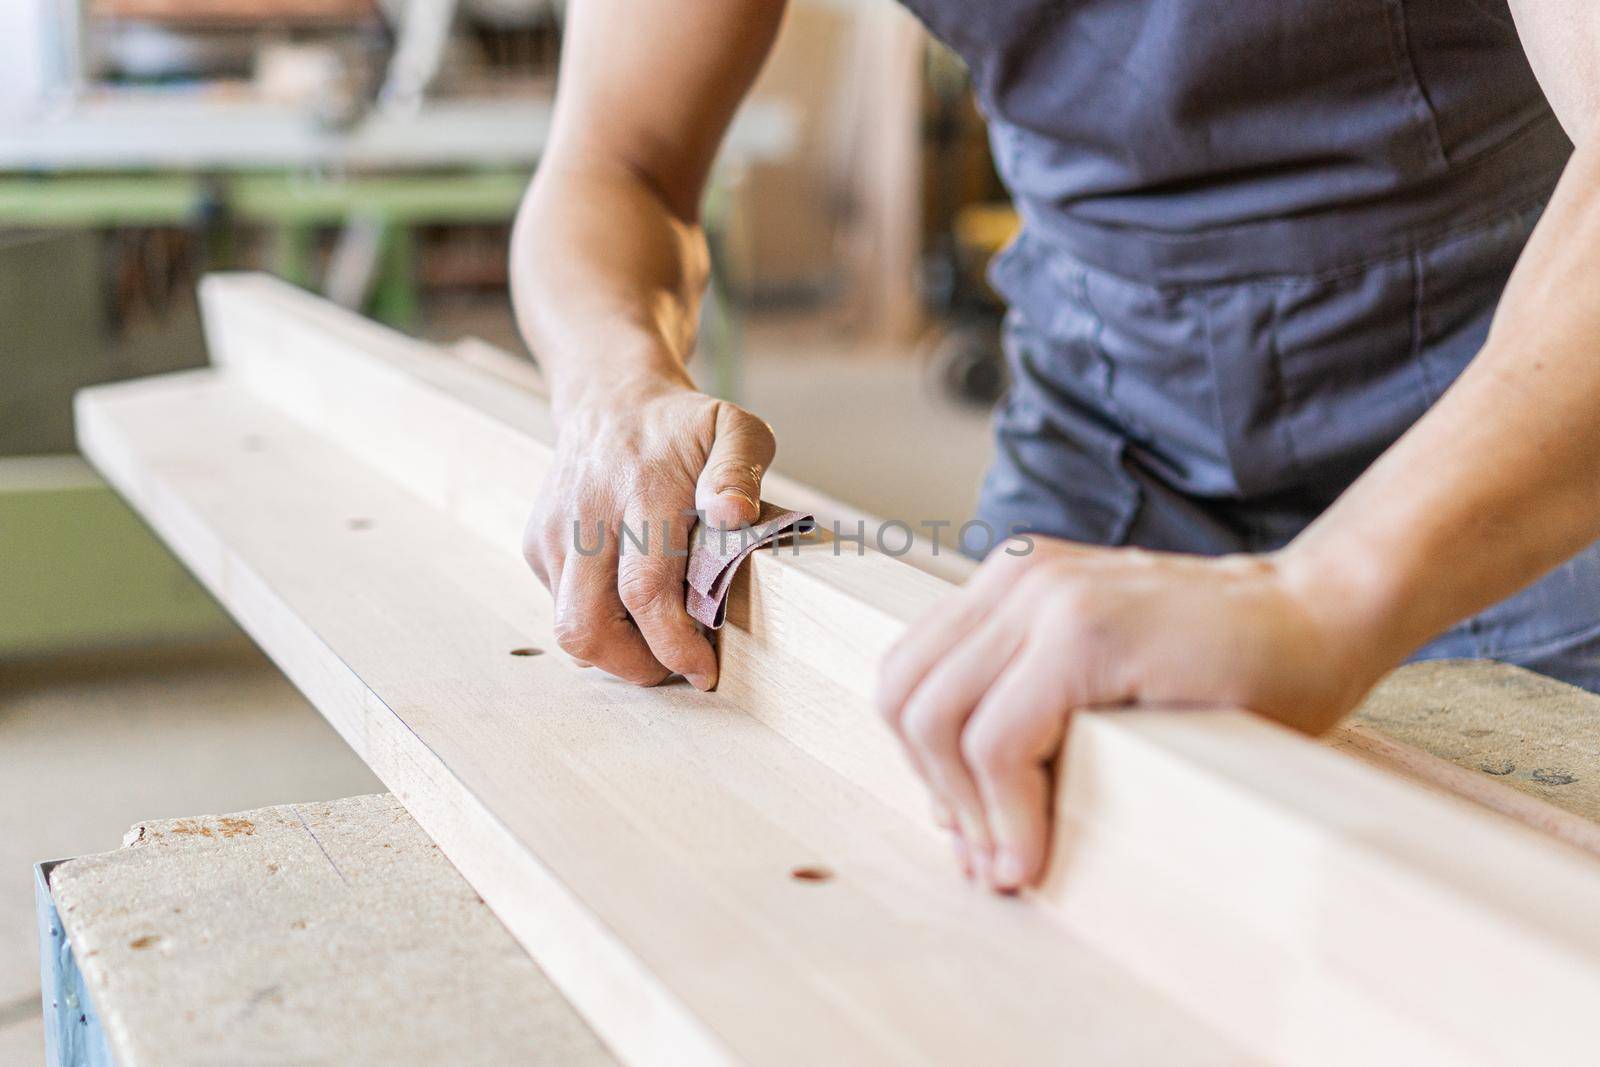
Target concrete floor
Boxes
[0,304,995,1063]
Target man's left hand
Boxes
[876,535,1390,893]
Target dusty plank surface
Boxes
[1353,660,1600,819]
[1326,660,1600,858]
[49,794,613,1067]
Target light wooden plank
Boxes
[170,274,1600,1064]
[1048,709,1600,1063]
[194,273,973,809]
[76,370,1247,1065]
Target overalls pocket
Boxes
[977,308,1142,549]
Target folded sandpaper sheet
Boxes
[685,502,815,628]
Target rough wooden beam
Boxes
[74,273,1600,1064]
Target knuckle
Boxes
[726,403,777,449]
[1027,565,1090,617]
[521,506,551,563]
[617,560,674,617]
[901,695,955,758]
[876,687,909,730]
[985,547,1024,572]
[619,656,673,687]
[876,650,913,719]
[960,720,1020,778]
[1054,585,1094,625]
[616,575,656,615]
[655,645,703,679]
[1047,590,1105,648]
[551,618,602,662]
[1011,566,1061,610]
[521,536,546,572]
[977,543,1039,588]
[531,509,569,551]
[978,545,1023,578]
[703,457,764,494]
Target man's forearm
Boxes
[1282,138,1600,663]
[510,161,709,418]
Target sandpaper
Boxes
[684,501,816,628]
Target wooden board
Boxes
[75,365,1246,1065]
[74,274,1600,1064]
[48,794,612,1067]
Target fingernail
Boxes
[951,835,971,878]
[994,850,1026,891]
[686,672,715,691]
[719,488,755,510]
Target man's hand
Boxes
[523,372,775,689]
[508,0,787,689]
[876,537,1392,894]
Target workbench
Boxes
[37,662,1600,1065]
[39,794,612,1066]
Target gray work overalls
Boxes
[899,0,1600,690]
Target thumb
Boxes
[695,402,776,531]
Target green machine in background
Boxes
[1,233,231,659]
[1,230,110,456]
[0,170,532,659]
[0,168,531,339]
[0,457,234,660]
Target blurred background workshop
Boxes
[1,2,1010,1061]
[13,3,1600,1064]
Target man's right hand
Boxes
[508,0,787,688]
[523,372,776,690]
